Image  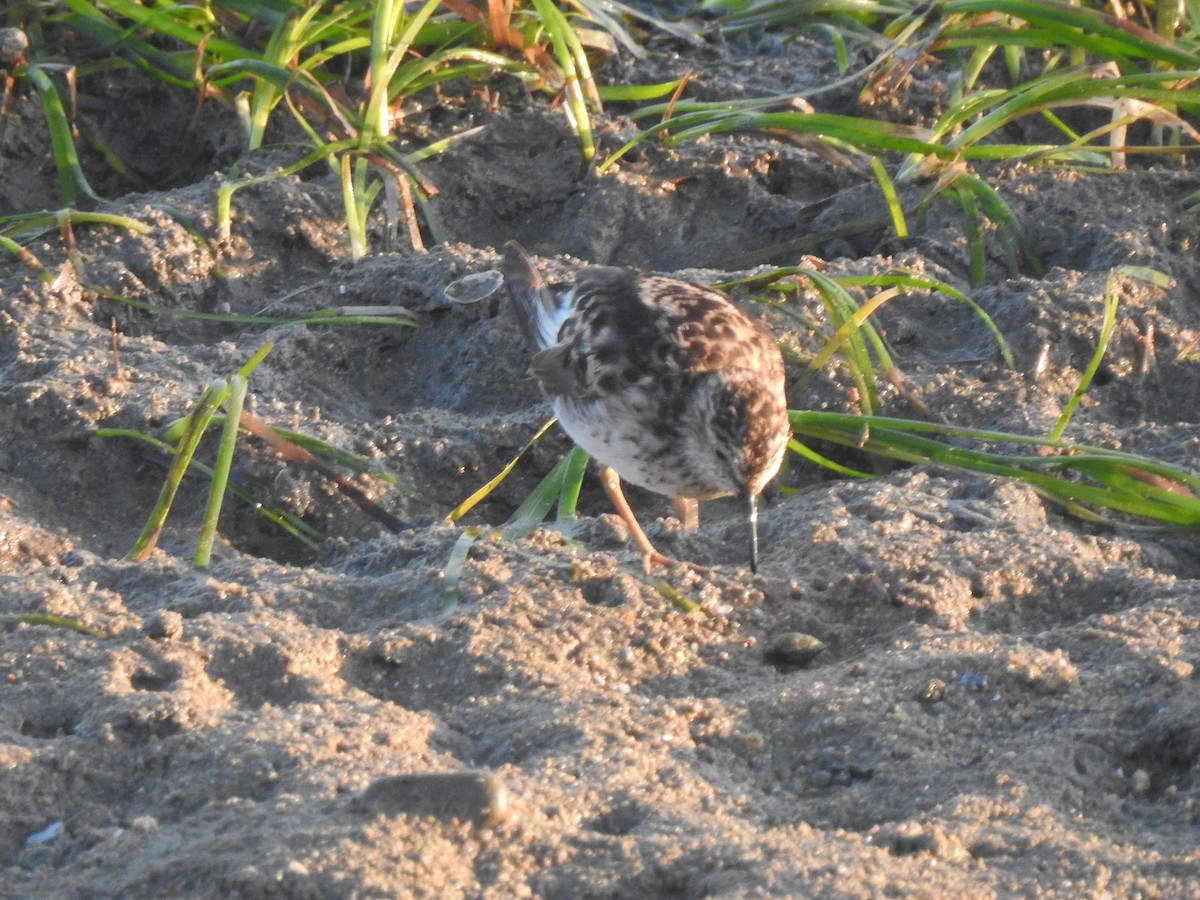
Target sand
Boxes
[2,18,1200,899]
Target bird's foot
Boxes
[641,547,678,573]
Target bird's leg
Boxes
[672,497,698,532]
[599,465,674,570]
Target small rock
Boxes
[1131,769,1151,794]
[917,678,946,703]
[144,610,184,641]
[25,821,63,845]
[764,632,826,668]
[358,771,508,827]
[1007,647,1077,694]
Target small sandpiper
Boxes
[501,241,790,573]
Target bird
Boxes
[500,241,790,573]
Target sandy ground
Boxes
[3,14,1200,899]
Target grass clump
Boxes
[5,1,666,261]
[606,0,1200,284]
[96,342,404,567]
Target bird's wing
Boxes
[529,344,577,396]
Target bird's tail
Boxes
[501,241,561,352]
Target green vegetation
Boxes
[608,1,1200,283]
[3,0,659,261]
[93,342,403,568]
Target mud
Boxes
[2,21,1200,899]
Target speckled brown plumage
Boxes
[501,240,789,572]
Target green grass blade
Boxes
[216,140,359,243]
[953,180,987,287]
[94,427,321,548]
[800,269,882,415]
[555,446,590,522]
[68,0,252,64]
[0,208,152,267]
[259,427,398,484]
[835,272,1015,367]
[532,0,597,161]
[0,614,108,638]
[735,266,1013,370]
[602,105,945,173]
[788,437,873,478]
[56,285,415,327]
[650,578,700,614]
[367,0,444,141]
[598,80,686,102]
[570,0,651,60]
[245,3,336,150]
[941,0,1200,69]
[128,382,228,561]
[870,156,907,238]
[235,340,274,379]
[501,451,577,542]
[446,417,558,523]
[443,435,589,608]
[194,374,248,568]
[1048,276,1117,442]
[56,0,197,86]
[790,411,1200,526]
[442,445,591,608]
[342,154,368,262]
[171,411,398,486]
[441,526,484,610]
[0,235,54,283]
[955,173,1042,277]
[25,66,101,205]
[1050,266,1170,441]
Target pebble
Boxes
[917,678,946,703]
[1131,769,1151,794]
[144,610,184,641]
[764,632,826,668]
[357,771,508,827]
[25,821,63,845]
